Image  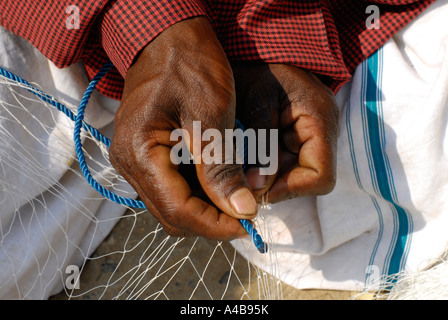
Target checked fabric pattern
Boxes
[0,0,434,100]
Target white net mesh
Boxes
[0,63,292,300]
[61,206,283,300]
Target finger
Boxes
[245,165,278,202]
[268,115,337,202]
[281,125,300,154]
[187,120,257,219]
[180,117,258,220]
[235,103,280,202]
[242,123,279,200]
[110,132,248,240]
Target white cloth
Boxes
[233,0,448,292]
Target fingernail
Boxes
[246,168,266,190]
[230,187,257,216]
[251,173,266,190]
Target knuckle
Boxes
[162,212,182,229]
[162,224,187,238]
[109,137,127,167]
[160,203,192,232]
[203,163,242,185]
[315,170,336,195]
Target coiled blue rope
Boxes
[0,62,267,254]
[73,62,147,209]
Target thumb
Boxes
[189,120,258,220]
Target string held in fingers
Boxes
[234,119,268,254]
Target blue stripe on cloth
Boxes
[363,49,412,282]
[345,92,385,288]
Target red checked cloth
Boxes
[0,0,434,100]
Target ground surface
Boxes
[52,209,356,300]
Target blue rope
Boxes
[0,62,267,254]
[0,66,111,147]
[234,119,267,254]
[73,61,147,209]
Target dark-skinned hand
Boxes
[110,17,339,241]
[231,63,339,204]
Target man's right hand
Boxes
[109,17,257,240]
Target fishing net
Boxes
[0,42,289,300]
